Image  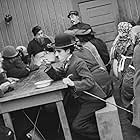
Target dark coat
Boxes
[90,37,110,66]
[74,46,112,96]
[68,22,110,72]
[73,46,100,72]
[27,38,52,57]
[45,54,107,101]
[2,56,30,78]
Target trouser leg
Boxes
[72,99,105,139]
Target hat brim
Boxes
[4,51,19,58]
[52,42,75,49]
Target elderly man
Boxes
[2,45,39,79]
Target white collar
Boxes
[66,54,72,62]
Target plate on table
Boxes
[34,79,53,88]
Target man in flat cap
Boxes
[27,25,53,66]
[65,11,111,73]
[65,11,94,38]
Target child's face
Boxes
[55,49,70,62]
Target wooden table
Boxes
[0,67,72,140]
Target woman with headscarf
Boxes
[119,24,140,109]
[111,22,134,79]
[110,22,136,113]
[111,22,133,77]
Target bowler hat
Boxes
[2,46,19,58]
[68,11,79,18]
[32,25,42,36]
[54,33,75,49]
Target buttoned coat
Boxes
[46,54,106,101]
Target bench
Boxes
[95,96,123,140]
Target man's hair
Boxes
[32,25,42,36]
[67,11,79,18]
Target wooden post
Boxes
[95,96,123,140]
[56,101,72,140]
[2,113,17,140]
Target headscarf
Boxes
[111,22,133,59]
[118,22,132,34]
[110,22,133,78]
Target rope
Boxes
[83,91,133,114]
[22,108,46,140]
[31,107,41,140]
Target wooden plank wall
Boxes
[1,0,140,52]
[0,0,73,51]
[117,0,140,24]
[78,0,119,51]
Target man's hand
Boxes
[0,81,11,93]
[7,77,19,84]
[63,77,74,86]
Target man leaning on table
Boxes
[44,33,107,140]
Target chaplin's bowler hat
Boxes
[54,33,75,49]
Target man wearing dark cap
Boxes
[65,11,111,73]
[65,11,94,37]
[27,25,52,66]
[44,33,106,140]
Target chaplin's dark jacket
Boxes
[45,54,107,101]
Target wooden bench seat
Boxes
[95,96,123,140]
